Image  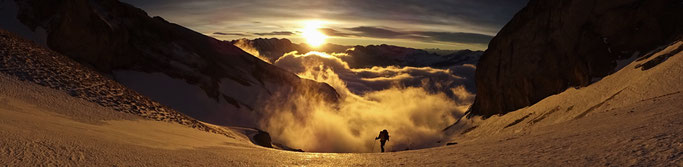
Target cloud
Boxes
[344,26,409,38]
[273,51,474,99]
[318,28,353,37]
[412,31,493,44]
[213,32,248,36]
[253,31,295,36]
[261,86,464,153]
[336,26,493,44]
[262,51,475,152]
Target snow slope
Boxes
[0,74,253,166]
[1,69,680,166]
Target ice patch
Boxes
[0,0,48,46]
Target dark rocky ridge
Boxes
[7,0,339,127]
[470,0,683,117]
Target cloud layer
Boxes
[274,51,475,99]
[253,31,295,36]
[332,26,494,45]
[259,51,475,152]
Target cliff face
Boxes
[470,0,683,117]
[4,0,339,127]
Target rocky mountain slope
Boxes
[0,29,236,137]
[469,0,683,117]
[1,0,339,127]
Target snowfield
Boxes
[1,37,681,165]
[0,72,680,166]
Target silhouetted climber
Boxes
[375,129,390,152]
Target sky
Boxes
[121,0,528,50]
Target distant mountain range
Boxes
[232,38,484,98]
[231,38,483,69]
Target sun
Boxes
[301,21,328,47]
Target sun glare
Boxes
[302,21,328,47]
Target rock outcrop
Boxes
[252,130,273,148]
[470,0,683,117]
[3,0,339,127]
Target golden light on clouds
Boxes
[266,50,473,152]
[301,21,328,47]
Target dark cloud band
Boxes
[325,26,493,45]
[213,32,249,36]
[253,31,295,36]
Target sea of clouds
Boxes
[258,51,475,152]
